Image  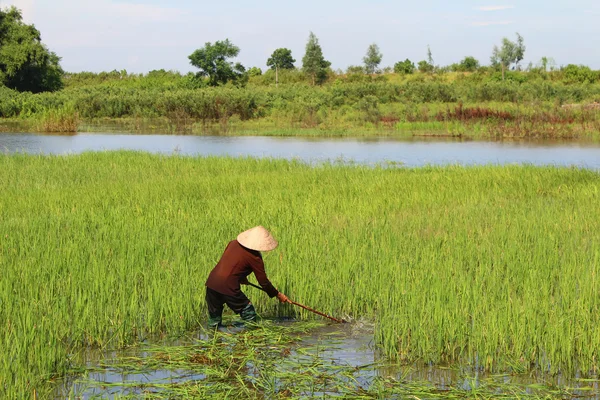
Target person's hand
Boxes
[277,292,290,303]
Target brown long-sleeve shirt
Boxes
[205,240,279,298]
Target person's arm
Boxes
[249,256,280,298]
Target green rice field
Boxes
[1,153,599,398]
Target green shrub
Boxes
[394,59,416,74]
[562,65,599,84]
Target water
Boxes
[2,133,600,169]
[57,321,600,399]
[58,322,378,399]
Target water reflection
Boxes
[57,321,600,399]
[1,133,600,169]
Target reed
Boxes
[33,104,79,133]
[0,153,599,397]
[3,96,599,139]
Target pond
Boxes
[1,133,600,169]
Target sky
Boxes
[1,0,599,73]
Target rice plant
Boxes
[0,153,599,397]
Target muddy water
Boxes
[58,322,378,398]
[57,321,600,399]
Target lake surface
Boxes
[2,133,600,169]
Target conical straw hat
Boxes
[237,226,278,252]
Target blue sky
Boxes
[2,0,599,73]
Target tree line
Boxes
[188,32,529,86]
[1,5,599,94]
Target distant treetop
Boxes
[188,39,247,86]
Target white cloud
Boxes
[471,20,515,26]
[475,5,515,11]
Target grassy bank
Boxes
[3,101,600,139]
[2,71,600,138]
[1,154,599,397]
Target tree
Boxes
[302,32,331,85]
[266,48,295,87]
[490,33,525,80]
[0,6,63,92]
[458,56,480,72]
[363,43,382,74]
[418,60,434,73]
[427,45,434,66]
[394,59,415,74]
[247,67,262,77]
[416,45,435,74]
[538,56,556,72]
[188,39,246,86]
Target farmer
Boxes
[205,226,289,328]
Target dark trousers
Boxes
[205,287,257,327]
[205,287,251,320]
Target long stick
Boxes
[246,282,346,323]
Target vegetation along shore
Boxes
[1,6,600,138]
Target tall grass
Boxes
[2,79,600,121]
[2,78,600,138]
[0,153,599,397]
[33,104,79,133]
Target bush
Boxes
[562,65,599,84]
[450,57,480,72]
[3,73,600,121]
[418,61,434,73]
[346,65,366,74]
[394,59,416,74]
[248,67,262,77]
[356,95,380,123]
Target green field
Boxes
[1,153,599,397]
